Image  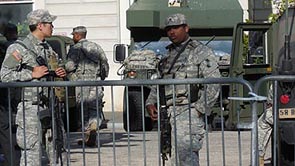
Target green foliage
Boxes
[17,22,29,36]
[243,33,249,63]
[269,0,295,22]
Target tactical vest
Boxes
[15,38,65,103]
[161,41,207,105]
[124,49,159,70]
[74,41,100,81]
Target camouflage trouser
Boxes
[76,86,104,131]
[16,102,66,166]
[168,105,205,166]
[258,107,273,157]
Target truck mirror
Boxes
[114,44,126,63]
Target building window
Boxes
[0,1,33,36]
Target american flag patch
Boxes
[11,50,21,61]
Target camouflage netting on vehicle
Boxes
[124,49,159,70]
[218,54,231,66]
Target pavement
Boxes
[65,111,272,166]
[0,111,272,166]
[66,129,272,166]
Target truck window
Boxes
[134,41,171,58]
[245,30,268,65]
[0,1,32,36]
[200,40,232,57]
[134,40,232,59]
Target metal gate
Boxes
[0,77,266,166]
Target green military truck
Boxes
[117,1,295,162]
[237,6,295,165]
[114,0,281,132]
[115,0,248,131]
[269,7,295,165]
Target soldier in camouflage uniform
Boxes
[0,9,67,166]
[3,23,18,49]
[258,85,273,166]
[65,26,109,147]
[0,22,20,166]
[146,13,220,166]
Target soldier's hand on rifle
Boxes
[32,66,49,79]
[146,104,158,121]
[55,67,66,78]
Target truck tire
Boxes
[225,118,236,130]
[277,121,295,166]
[123,87,153,131]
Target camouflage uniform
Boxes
[66,26,109,133]
[0,10,65,166]
[146,13,220,166]
[258,85,273,158]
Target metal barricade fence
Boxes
[0,77,261,166]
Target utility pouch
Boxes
[163,72,199,103]
[38,109,52,130]
[36,56,46,66]
[174,72,186,95]
[189,84,199,103]
[186,64,201,103]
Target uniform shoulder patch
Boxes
[11,50,22,62]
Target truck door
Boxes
[228,23,272,129]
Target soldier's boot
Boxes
[259,156,264,166]
[77,131,96,147]
[77,121,97,147]
[85,130,97,147]
[85,121,97,147]
[99,119,109,129]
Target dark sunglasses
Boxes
[42,22,53,25]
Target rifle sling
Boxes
[167,39,191,74]
[15,40,41,57]
[14,40,37,71]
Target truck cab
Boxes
[115,0,244,131]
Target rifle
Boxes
[159,85,171,166]
[99,61,107,80]
[37,55,65,165]
[54,97,65,165]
